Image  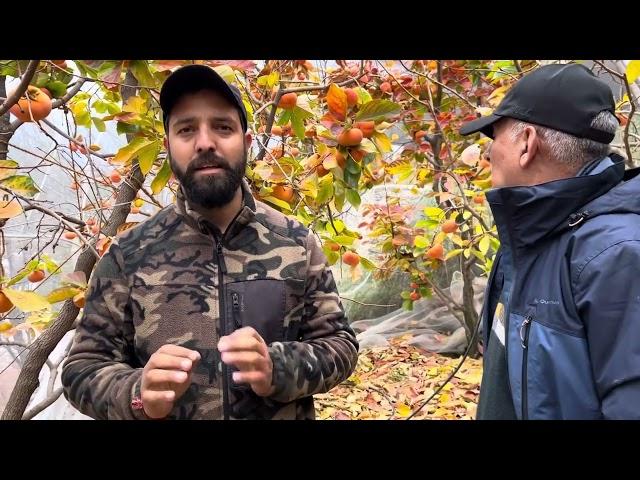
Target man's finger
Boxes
[145,369,190,388]
[147,353,195,372]
[232,370,270,385]
[220,351,265,371]
[218,334,264,353]
[158,344,201,362]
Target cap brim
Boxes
[459,113,502,138]
[160,65,241,125]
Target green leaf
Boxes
[626,60,640,84]
[137,140,161,175]
[92,117,106,132]
[360,256,376,271]
[44,80,68,98]
[445,248,464,260]
[130,60,156,88]
[277,109,292,126]
[402,299,414,311]
[151,159,172,194]
[113,137,156,166]
[413,236,429,248]
[355,87,372,104]
[0,160,18,180]
[346,188,361,209]
[41,255,60,274]
[325,250,339,265]
[333,235,355,246]
[2,289,50,312]
[116,122,139,136]
[0,175,39,197]
[328,219,345,234]
[46,286,82,304]
[75,111,92,128]
[355,99,402,121]
[290,108,305,139]
[316,174,334,204]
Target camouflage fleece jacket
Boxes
[61,182,358,419]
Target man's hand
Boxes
[141,344,201,419]
[218,327,274,397]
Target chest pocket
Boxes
[226,279,288,345]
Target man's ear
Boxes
[519,125,539,169]
[244,132,252,153]
[163,137,169,150]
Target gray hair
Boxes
[509,111,619,170]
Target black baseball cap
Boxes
[460,63,617,143]
[160,64,248,132]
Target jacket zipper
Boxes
[519,313,533,420]
[232,293,241,327]
[214,235,230,420]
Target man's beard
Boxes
[171,150,246,209]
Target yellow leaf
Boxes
[3,289,51,312]
[46,286,82,304]
[0,198,23,219]
[26,309,56,325]
[626,60,640,84]
[479,235,491,255]
[0,321,12,332]
[475,106,493,116]
[439,393,451,404]
[396,402,411,417]
[371,131,392,153]
[323,154,338,170]
[427,367,439,376]
[122,96,146,114]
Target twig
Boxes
[339,297,398,308]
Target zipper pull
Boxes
[232,293,240,310]
[231,293,241,328]
[216,239,227,274]
[520,315,532,349]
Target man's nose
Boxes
[195,126,216,153]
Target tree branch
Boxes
[2,68,146,420]
[0,60,40,117]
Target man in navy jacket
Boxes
[460,63,640,419]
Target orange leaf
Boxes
[0,198,23,219]
[326,84,347,121]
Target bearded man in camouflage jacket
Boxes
[61,65,359,420]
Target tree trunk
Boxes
[2,69,145,420]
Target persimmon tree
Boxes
[0,59,636,419]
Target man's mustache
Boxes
[187,152,232,174]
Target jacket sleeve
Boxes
[573,239,640,419]
[267,232,359,403]
[61,242,147,420]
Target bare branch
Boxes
[22,387,63,420]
